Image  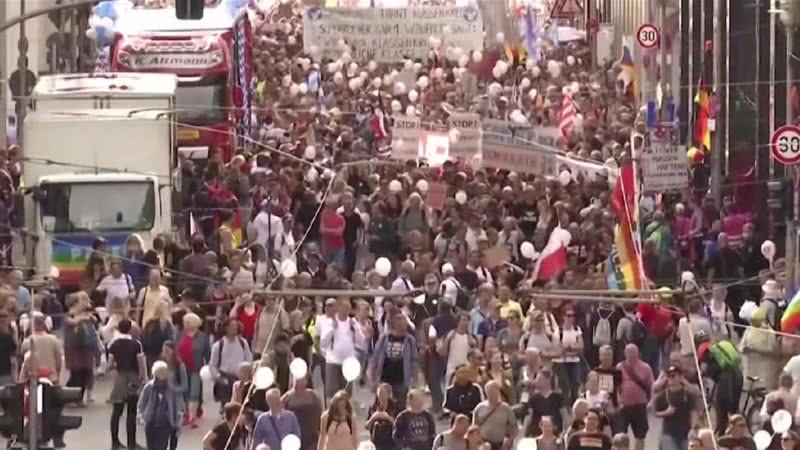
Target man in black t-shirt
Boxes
[653,366,697,450]
[108,319,146,450]
[371,313,418,411]
[567,409,612,450]
[0,313,16,384]
[202,402,248,450]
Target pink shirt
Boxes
[616,360,653,407]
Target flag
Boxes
[618,45,639,105]
[522,4,540,62]
[372,108,388,140]
[781,291,800,333]
[559,94,577,140]
[611,165,644,290]
[694,41,713,151]
[533,227,570,281]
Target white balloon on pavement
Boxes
[289,358,308,379]
[375,257,392,277]
[753,430,772,450]
[254,366,275,389]
[281,434,301,450]
[200,365,214,383]
[772,409,793,433]
[342,356,361,382]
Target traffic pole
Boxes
[0,0,6,148]
[785,7,798,286]
[15,0,26,148]
[711,0,723,206]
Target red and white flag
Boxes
[372,108,388,141]
[532,227,571,281]
[559,94,577,140]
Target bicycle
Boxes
[741,375,767,432]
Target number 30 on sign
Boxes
[771,125,800,165]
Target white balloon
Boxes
[405,105,416,116]
[520,77,531,89]
[495,32,505,43]
[761,240,776,260]
[358,441,376,450]
[391,100,402,112]
[753,430,772,450]
[772,409,793,433]
[455,190,468,205]
[517,438,538,450]
[394,82,407,95]
[200,365,214,383]
[289,358,308,379]
[413,62,423,73]
[281,434,301,450]
[531,66,541,78]
[408,89,419,103]
[342,356,362,382]
[298,82,308,95]
[367,60,378,72]
[510,109,527,124]
[458,55,470,68]
[280,259,298,278]
[254,366,275,389]
[566,55,576,66]
[520,241,536,259]
[559,170,572,186]
[375,257,392,277]
[389,180,403,192]
[372,77,382,88]
[525,58,535,70]
[304,145,316,160]
[492,66,503,79]
[433,67,444,79]
[449,128,461,144]
[472,50,483,63]
[528,88,539,100]
[416,179,430,192]
[417,76,430,89]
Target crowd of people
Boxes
[0,1,800,450]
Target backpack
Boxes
[624,314,647,345]
[709,340,741,370]
[762,298,786,331]
[593,309,613,346]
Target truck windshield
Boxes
[41,181,155,233]
[176,80,227,125]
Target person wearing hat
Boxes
[760,278,785,330]
[652,365,697,450]
[739,307,780,390]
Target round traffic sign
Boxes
[771,125,800,165]
[637,23,660,49]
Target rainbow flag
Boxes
[611,165,644,290]
[694,42,713,151]
[619,46,640,106]
[781,291,800,333]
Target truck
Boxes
[23,73,177,288]
[111,5,254,162]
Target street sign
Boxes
[636,23,660,49]
[771,125,800,165]
[550,0,583,19]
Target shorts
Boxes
[618,404,649,439]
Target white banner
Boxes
[391,115,421,161]
[482,122,555,174]
[642,129,688,192]
[447,113,482,158]
[303,6,484,62]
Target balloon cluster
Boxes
[86,0,131,48]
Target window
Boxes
[41,181,155,233]
[176,79,227,125]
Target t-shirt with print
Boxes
[593,366,622,406]
[567,431,612,450]
[381,335,405,385]
[394,410,435,450]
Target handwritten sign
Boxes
[303,6,484,62]
[642,128,688,192]
[482,121,555,174]
[447,112,482,158]
[391,115,421,161]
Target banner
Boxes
[447,112,482,158]
[482,121,555,174]
[303,6,484,62]
[426,181,447,210]
[555,155,614,182]
[642,128,688,192]
[391,115,421,161]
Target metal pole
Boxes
[0,0,6,148]
[0,0,96,35]
[27,338,36,450]
[770,0,778,238]
[15,0,27,148]
[711,0,722,205]
[725,0,730,175]
[755,0,761,176]
[689,0,694,137]
[788,21,798,287]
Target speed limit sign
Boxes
[771,125,800,165]
[637,23,660,49]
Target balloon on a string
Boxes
[772,409,793,433]
[254,366,275,389]
[200,365,214,383]
[375,257,392,277]
[753,430,772,450]
[304,145,316,160]
[520,241,536,259]
[289,358,308,379]
[342,356,361,382]
[281,434,301,450]
[761,240,776,261]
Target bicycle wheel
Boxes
[746,401,763,433]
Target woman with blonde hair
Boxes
[137,269,172,329]
[175,312,210,428]
[318,390,358,450]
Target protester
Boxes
[393,389,436,450]
[138,361,184,450]
[252,388,302,450]
[108,318,147,450]
[318,390,359,450]
[283,375,324,450]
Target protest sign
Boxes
[447,112,482,158]
[554,155,613,182]
[482,121,555,174]
[420,132,450,166]
[391,115,421,161]
[303,6,484,62]
[642,127,688,192]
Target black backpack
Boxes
[625,314,647,345]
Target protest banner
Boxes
[391,115,421,161]
[447,112,482,158]
[303,6,484,62]
[481,121,555,174]
[532,127,561,147]
[641,127,688,192]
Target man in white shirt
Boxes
[390,260,416,293]
[252,199,284,256]
[95,260,135,307]
[440,263,461,307]
[320,297,366,399]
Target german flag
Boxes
[694,41,713,151]
[619,46,639,106]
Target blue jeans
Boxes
[660,434,688,450]
[145,422,176,450]
[324,247,345,268]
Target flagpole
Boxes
[770,0,777,238]
[711,0,722,206]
